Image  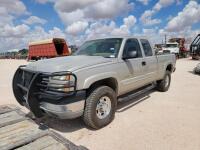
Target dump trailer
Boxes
[28,38,70,60]
[168,38,189,58]
[190,34,200,60]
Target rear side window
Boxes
[140,39,153,56]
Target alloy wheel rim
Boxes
[96,96,111,119]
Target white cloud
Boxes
[85,21,116,40]
[35,0,53,4]
[54,0,98,13]
[123,15,137,29]
[140,10,161,25]
[0,24,30,38]
[23,16,47,25]
[111,25,130,36]
[153,0,175,11]
[27,26,65,42]
[137,0,150,5]
[0,0,27,15]
[66,21,89,35]
[84,0,133,19]
[84,16,136,41]
[0,26,66,51]
[165,1,200,32]
[58,9,85,25]
[53,0,133,25]
[143,28,157,34]
[140,0,177,26]
[0,0,28,27]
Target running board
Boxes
[118,84,155,102]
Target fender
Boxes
[83,72,119,90]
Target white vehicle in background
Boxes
[163,42,179,57]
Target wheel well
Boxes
[87,78,118,96]
[166,64,173,72]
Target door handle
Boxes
[142,61,146,66]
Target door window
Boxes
[123,39,142,58]
[140,39,153,56]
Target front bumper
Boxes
[13,66,86,119]
[40,99,85,119]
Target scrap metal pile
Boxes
[194,63,200,75]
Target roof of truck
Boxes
[29,38,65,46]
[87,35,148,41]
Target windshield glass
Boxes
[166,44,178,48]
[75,38,122,58]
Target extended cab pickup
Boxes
[13,36,176,129]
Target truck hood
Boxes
[26,55,114,72]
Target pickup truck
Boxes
[13,36,176,129]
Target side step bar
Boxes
[118,83,155,102]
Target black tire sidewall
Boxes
[162,71,171,91]
[86,86,117,128]
[157,71,171,92]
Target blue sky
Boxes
[0,0,200,51]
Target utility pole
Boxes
[165,34,167,45]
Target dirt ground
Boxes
[0,58,200,150]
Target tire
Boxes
[156,71,171,92]
[83,86,117,129]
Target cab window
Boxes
[140,39,153,56]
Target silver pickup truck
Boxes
[13,36,176,129]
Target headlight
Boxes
[48,75,75,92]
[51,75,70,81]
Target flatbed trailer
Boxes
[0,104,87,150]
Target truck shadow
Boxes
[117,89,153,113]
[31,89,155,133]
[33,115,85,133]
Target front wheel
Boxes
[156,71,171,92]
[83,86,117,129]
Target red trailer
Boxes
[28,38,71,60]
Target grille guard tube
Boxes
[12,65,77,118]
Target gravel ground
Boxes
[0,58,200,150]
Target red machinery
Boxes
[168,38,189,58]
[28,38,70,60]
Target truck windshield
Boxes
[166,44,178,48]
[75,38,122,58]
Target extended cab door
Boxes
[120,38,147,94]
[139,39,158,83]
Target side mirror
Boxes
[123,50,137,59]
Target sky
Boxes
[0,0,200,52]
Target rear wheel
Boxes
[156,71,171,92]
[83,86,117,129]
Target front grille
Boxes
[13,66,77,117]
[22,71,35,88]
[35,72,77,100]
[14,66,77,103]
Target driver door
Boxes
[120,38,146,94]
